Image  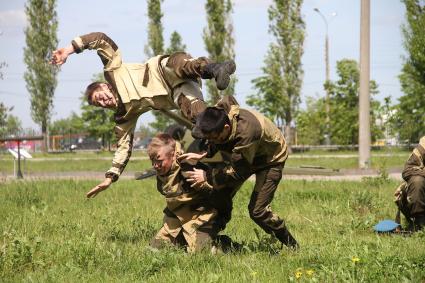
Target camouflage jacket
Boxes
[72,32,200,181]
[156,143,216,235]
[402,136,425,181]
[204,96,288,189]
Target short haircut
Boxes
[85,82,103,105]
[147,133,176,160]
[197,107,230,135]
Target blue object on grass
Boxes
[374,220,400,233]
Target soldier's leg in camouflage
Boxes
[407,175,425,230]
[209,184,242,231]
[184,224,215,253]
[248,165,299,249]
[166,52,236,90]
[150,226,180,250]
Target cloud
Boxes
[0,10,27,28]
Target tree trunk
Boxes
[284,124,293,154]
[42,121,48,153]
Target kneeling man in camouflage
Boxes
[147,133,230,252]
[395,136,425,231]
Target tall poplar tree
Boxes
[203,0,236,103]
[145,0,164,57]
[145,0,175,131]
[392,0,425,142]
[166,31,187,54]
[24,0,58,151]
[247,0,305,146]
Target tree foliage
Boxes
[296,59,382,145]
[0,62,7,80]
[0,103,22,138]
[247,0,305,145]
[203,0,236,103]
[392,0,425,142]
[295,96,326,145]
[145,0,164,57]
[145,0,175,131]
[327,60,382,145]
[48,112,83,136]
[165,31,187,54]
[23,0,58,151]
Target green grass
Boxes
[286,154,409,170]
[1,178,424,282]
[0,149,410,175]
[0,151,152,175]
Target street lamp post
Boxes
[314,8,336,146]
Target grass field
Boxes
[1,178,424,282]
[0,149,410,175]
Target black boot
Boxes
[201,60,236,90]
[413,215,425,231]
[275,228,299,250]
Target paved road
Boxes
[1,169,403,182]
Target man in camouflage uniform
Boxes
[395,136,425,230]
[50,32,236,198]
[180,96,299,249]
[147,133,228,252]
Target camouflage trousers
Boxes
[163,52,209,121]
[396,176,425,220]
[248,164,288,237]
[150,207,218,253]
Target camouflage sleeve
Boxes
[105,117,137,182]
[71,32,122,70]
[402,137,425,181]
[205,152,252,189]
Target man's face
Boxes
[90,83,117,109]
[151,147,174,176]
[203,124,231,144]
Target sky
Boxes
[0,0,406,131]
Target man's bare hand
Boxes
[177,152,207,165]
[86,178,112,198]
[50,45,74,65]
[186,168,207,188]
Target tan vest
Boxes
[112,56,187,104]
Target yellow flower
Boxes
[295,271,303,279]
[351,256,360,263]
[306,269,314,277]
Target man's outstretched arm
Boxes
[51,32,121,70]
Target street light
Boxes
[314,8,336,146]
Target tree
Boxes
[49,112,83,135]
[165,31,187,54]
[0,62,7,80]
[295,96,326,145]
[392,0,425,142]
[145,0,164,57]
[80,74,115,150]
[203,0,236,103]
[137,124,156,139]
[145,0,175,131]
[325,59,381,145]
[23,0,58,152]
[0,103,22,138]
[247,0,305,146]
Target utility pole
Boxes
[359,0,371,169]
[314,8,336,146]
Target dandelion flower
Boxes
[295,271,302,279]
[306,269,314,277]
[351,256,360,263]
